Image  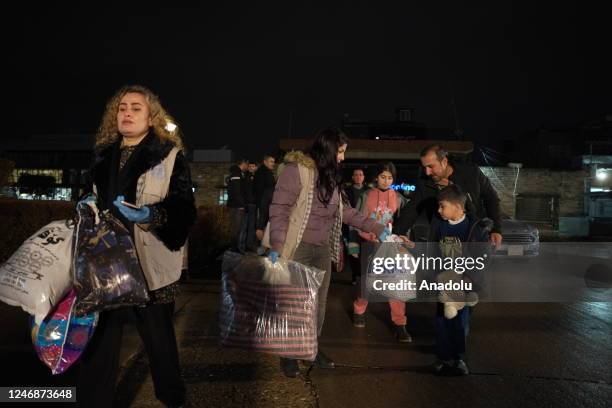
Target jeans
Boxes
[435,302,471,361]
[292,242,331,336]
[347,250,360,282]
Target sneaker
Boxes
[431,359,454,375]
[395,325,412,343]
[279,357,300,378]
[315,350,336,369]
[353,313,366,328]
[452,359,470,376]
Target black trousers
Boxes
[76,302,185,407]
[245,204,258,250]
[229,207,246,252]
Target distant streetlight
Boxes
[375,136,380,140]
[165,122,177,132]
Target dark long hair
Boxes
[375,161,397,180]
[308,126,348,205]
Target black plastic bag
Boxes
[73,204,149,314]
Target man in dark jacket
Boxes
[346,167,366,208]
[395,145,503,248]
[343,167,366,284]
[227,158,248,252]
[244,161,258,251]
[253,154,276,241]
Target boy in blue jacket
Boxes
[429,184,492,376]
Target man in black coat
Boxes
[395,145,503,248]
[244,161,258,251]
[227,158,248,252]
[253,154,276,241]
[343,167,366,284]
[345,167,366,209]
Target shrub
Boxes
[0,198,74,263]
[0,199,234,277]
[188,204,232,275]
[0,159,15,187]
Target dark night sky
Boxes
[6,2,611,159]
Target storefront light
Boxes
[596,170,607,181]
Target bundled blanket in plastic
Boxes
[73,204,149,315]
[31,289,98,375]
[0,220,74,324]
[219,251,325,361]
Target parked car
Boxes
[408,213,539,257]
[493,215,540,257]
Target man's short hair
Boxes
[352,167,365,175]
[420,144,448,162]
[237,157,249,165]
[437,184,467,207]
[263,154,275,161]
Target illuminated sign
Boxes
[391,183,416,192]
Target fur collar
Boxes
[92,133,174,182]
[283,150,316,169]
[90,132,175,208]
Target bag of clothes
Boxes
[31,289,98,374]
[0,220,74,324]
[219,251,325,361]
[364,236,417,302]
[73,204,149,315]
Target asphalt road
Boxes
[1,254,611,407]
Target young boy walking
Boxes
[430,184,492,375]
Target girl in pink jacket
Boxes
[350,162,412,343]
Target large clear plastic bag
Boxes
[31,288,98,374]
[73,204,149,315]
[0,220,74,324]
[219,251,325,361]
[365,239,417,302]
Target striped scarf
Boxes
[328,192,343,265]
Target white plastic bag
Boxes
[365,238,417,302]
[261,257,293,285]
[0,220,74,324]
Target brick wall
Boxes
[190,162,231,207]
[479,167,587,218]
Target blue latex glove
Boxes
[378,228,390,242]
[268,250,279,264]
[113,195,151,224]
[77,193,96,208]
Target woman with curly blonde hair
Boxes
[77,85,195,408]
[95,84,184,151]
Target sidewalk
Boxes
[118,273,612,408]
[2,271,610,407]
[115,279,317,408]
